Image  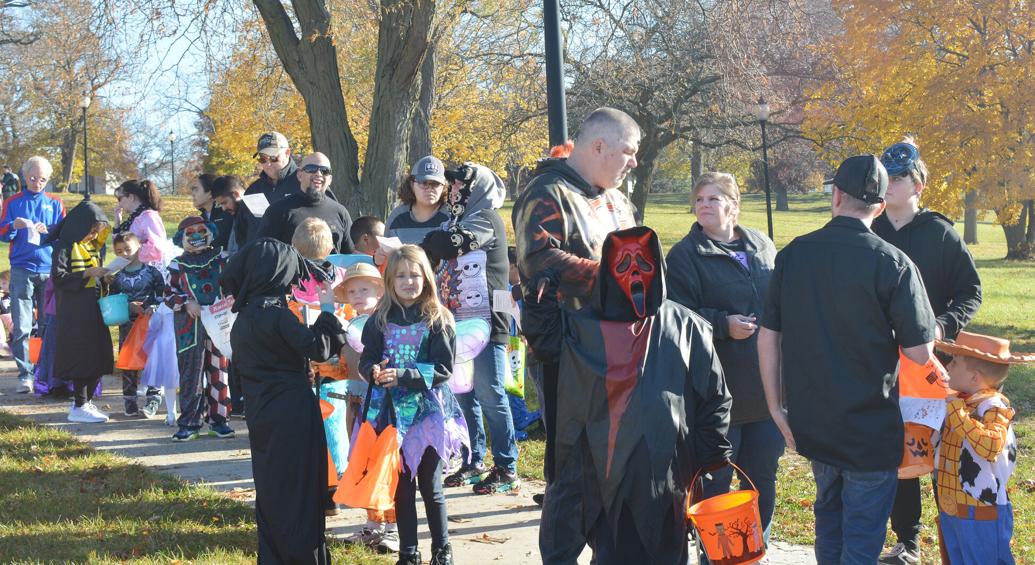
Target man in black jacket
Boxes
[874,140,982,565]
[256,152,354,254]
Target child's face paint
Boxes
[393,260,423,307]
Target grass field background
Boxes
[0,189,1031,561]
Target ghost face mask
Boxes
[605,229,657,319]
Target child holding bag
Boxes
[109,232,166,417]
[358,245,465,565]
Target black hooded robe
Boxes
[524,226,732,564]
[49,201,114,392]
[221,238,347,564]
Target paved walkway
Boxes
[0,362,815,564]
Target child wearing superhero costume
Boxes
[523,226,732,564]
[166,216,234,441]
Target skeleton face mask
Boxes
[605,230,657,319]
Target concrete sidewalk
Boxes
[0,363,815,564]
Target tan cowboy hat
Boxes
[935,331,1035,364]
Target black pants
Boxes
[396,447,448,555]
[73,377,100,407]
[530,360,559,483]
[890,477,922,550]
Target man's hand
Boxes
[771,408,796,451]
[82,267,109,279]
[186,301,202,319]
[12,218,32,230]
[727,314,758,340]
[34,222,48,234]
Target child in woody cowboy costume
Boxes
[935,330,1034,564]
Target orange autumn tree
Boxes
[804,0,1035,258]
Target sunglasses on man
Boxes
[256,155,281,165]
[301,164,332,176]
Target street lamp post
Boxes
[755,97,773,240]
[543,0,568,147]
[78,95,91,199]
[168,132,176,193]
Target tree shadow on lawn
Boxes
[0,415,257,562]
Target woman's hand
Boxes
[727,314,758,340]
[371,360,397,388]
[83,267,109,279]
[114,206,124,224]
[186,301,202,319]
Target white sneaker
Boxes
[68,404,107,423]
[16,378,33,393]
[82,402,110,422]
[374,528,400,553]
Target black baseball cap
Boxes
[825,155,888,204]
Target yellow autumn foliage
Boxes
[803,0,1035,220]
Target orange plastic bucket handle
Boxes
[688,460,759,508]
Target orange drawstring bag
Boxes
[115,313,151,371]
[334,388,400,512]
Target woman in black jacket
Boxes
[665,171,784,548]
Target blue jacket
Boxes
[0,189,66,272]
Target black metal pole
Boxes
[170,138,175,193]
[543,0,567,147]
[82,107,90,200]
[760,119,773,240]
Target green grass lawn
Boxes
[2,190,1032,560]
[0,411,390,564]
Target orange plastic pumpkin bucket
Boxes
[687,461,766,565]
[28,336,42,364]
[899,422,935,479]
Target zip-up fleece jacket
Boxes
[0,189,66,272]
[872,209,981,339]
[666,223,775,425]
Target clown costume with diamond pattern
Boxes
[358,305,469,475]
[164,217,232,429]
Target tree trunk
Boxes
[253,0,362,209]
[1026,200,1035,245]
[690,142,703,189]
[631,142,660,222]
[775,184,789,211]
[361,0,437,219]
[1000,204,1034,260]
[407,46,435,166]
[963,189,979,245]
[58,128,77,193]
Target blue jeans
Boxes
[701,419,785,545]
[811,461,898,565]
[456,342,518,473]
[940,504,1014,564]
[10,267,48,380]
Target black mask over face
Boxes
[593,226,666,321]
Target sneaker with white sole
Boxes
[879,543,920,565]
[140,395,162,419]
[82,402,110,422]
[16,378,33,393]
[342,525,384,547]
[373,528,400,554]
[68,404,107,423]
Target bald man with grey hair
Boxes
[255,152,354,253]
[511,107,641,562]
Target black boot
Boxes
[395,550,421,565]
[430,543,453,565]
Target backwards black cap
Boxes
[825,155,888,204]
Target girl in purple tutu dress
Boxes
[359,244,465,565]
